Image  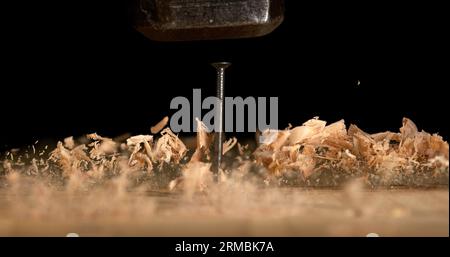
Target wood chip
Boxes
[151,116,169,134]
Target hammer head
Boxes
[130,0,284,41]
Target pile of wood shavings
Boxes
[253,117,448,187]
[0,117,448,189]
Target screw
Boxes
[211,62,231,180]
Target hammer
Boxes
[129,0,284,41]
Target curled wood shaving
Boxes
[223,137,237,155]
[126,135,154,169]
[191,118,213,163]
[287,117,326,145]
[153,128,187,164]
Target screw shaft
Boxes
[211,62,231,179]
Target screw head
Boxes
[211,62,231,69]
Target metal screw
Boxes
[211,62,231,179]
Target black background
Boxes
[1,237,448,256]
[1,1,447,151]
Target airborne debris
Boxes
[151,116,169,134]
[0,117,448,188]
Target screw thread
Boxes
[211,62,231,179]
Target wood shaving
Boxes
[64,136,75,150]
[222,137,237,155]
[151,116,169,134]
[126,135,154,167]
[190,118,213,163]
[153,128,187,164]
